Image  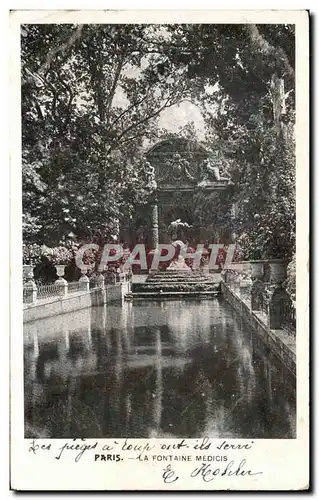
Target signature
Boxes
[191,460,262,482]
[162,460,262,484]
[162,464,179,483]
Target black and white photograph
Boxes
[10,9,309,491]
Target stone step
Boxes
[126,291,219,300]
[149,271,206,275]
[147,273,214,279]
[132,283,220,293]
[145,282,216,286]
[135,271,222,295]
[146,277,215,282]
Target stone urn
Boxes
[268,259,287,283]
[54,265,68,292]
[55,265,66,279]
[250,261,265,280]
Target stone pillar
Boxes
[91,274,106,306]
[24,280,37,304]
[268,260,287,284]
[120,212,131,247]
[233,273,241,294]
[113,217,120,240]
[23,265,37,304]
[240,275,253,302]
[79,274,90,292]
[55,265,68,296]
[55,277,68,296]
[250,261,265,280]
[96,273,105,290]
[150,202,159,249]
[251,279,265,311]
[269,287,291,330]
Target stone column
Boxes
[79,274,90,292]
[150,202,159,249]
[92,273,106,306]
[96,273,105,290]
[120,212,131,247]
[24,280,37,304]
[268,259,287,284]
[56,278,68,297]
[240,275,253,303]
[23,265,37,304]
[55,265,68,296]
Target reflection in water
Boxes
[24,299,296,439]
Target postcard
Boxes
[10,9,309,490]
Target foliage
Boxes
[23,243,42,265]
[21,24,190,244]
[22,24,296,261]
[160,24,295,259]
[40,245,73,265]
[284,253,296,300]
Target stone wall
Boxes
[23,282,130,323]
[221,282,296,376]
[24,306,92,345]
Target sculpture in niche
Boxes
[198,157,230,187]
[160,153,196,184]
[144,161,157,190]
[167,219,192,242]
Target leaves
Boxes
[162,24,295,258]
[22,24,189,244]
[22,23,295,261]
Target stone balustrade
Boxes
[23,275,131,323]
[23,266,132,305]
[232,259,288,284]
[222,260,295,337]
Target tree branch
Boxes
[52,70,75,128]
[32,98,43,121]
[246,24,294,78]
[105,55,126,117]
[23,26,83,86]
[24,68,61,122]
[112,88,154,127]
[116,96,180,143]
[118,132,150,146]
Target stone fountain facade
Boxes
[120,137,231,249]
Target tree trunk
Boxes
[270,73,288,143]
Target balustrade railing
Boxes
[23,271,131,304]
[223,265,296,337]
[23,287,34,304]
[260,290,270,317]
[281,299,296,336]
[89,278,99,290]
[104,272,117,285]
[37,283,61,300]
[68,281,83,294]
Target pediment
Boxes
[146,137,208,187]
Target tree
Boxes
[160,24,295,259]
[22,24,296,261]
[21,24,191,244]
